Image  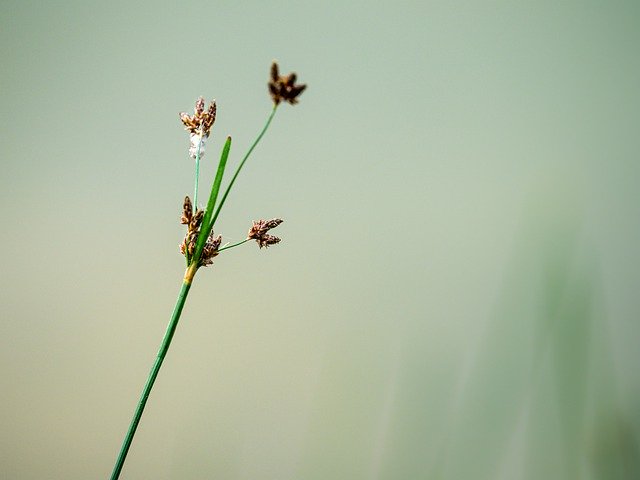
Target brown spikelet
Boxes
[194,97,205,116]
[204,102,216,131]
[262,234,281,247]
[189,209,204,231]
[181,196,193,225]
[263,218,283,229]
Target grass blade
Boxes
[192,136,231,265]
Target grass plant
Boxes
[109,61,306,480]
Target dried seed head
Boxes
[268,61,306,106]
[180,98,217,158]
[201,232,222,266]
[248,218,284,248]
[179,196,226,267]
[179,196,208,258]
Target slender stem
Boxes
[193,132,204,210]
[194,154,200,210]
[218,238,251,253]
[210,105,278,227]
[110,270,195,480]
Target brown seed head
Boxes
[201,232,222,266]
[179,97,217,137]
[179,196,208,257]
[179,196,226,266]
[268,61,306,105]
[248,218,283,248]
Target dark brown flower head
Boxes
[179,97,217,136]
[268,61,306,105]
[201,232,222,267]
[180,97,217,158]
[179,196,205,256]
[248,218,283,248]
[179,196,223,266]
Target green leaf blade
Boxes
[192,136,232,266]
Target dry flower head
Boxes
[179,97,217,136]
[179,196,222,266]
[200,232,222,266]
[179,97,217,158]
[248,218,283,248]
[268,61,306,105]
[179,196,203,254]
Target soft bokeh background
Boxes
[1,1,639,479]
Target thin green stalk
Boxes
[110,275,194,480]
[185,134,205,267]
[210,105,278,227]
[218,238,251,253]
[193,135,202,210]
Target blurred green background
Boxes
[1,1,639,479]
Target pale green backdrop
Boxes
[1,1,639,479]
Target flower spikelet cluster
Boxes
[248,218,283,248]
[268,62,306,105]
[179,196,203,256]
[200,232,222,267]
[179,97,217,158]
[179,196,222,266]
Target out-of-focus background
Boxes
[1,1,639,479]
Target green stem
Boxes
[110,269,196,480]
[193,132,204,210]
[193,154,200,210]
[218,238,251,253]
[210,105,278,227]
